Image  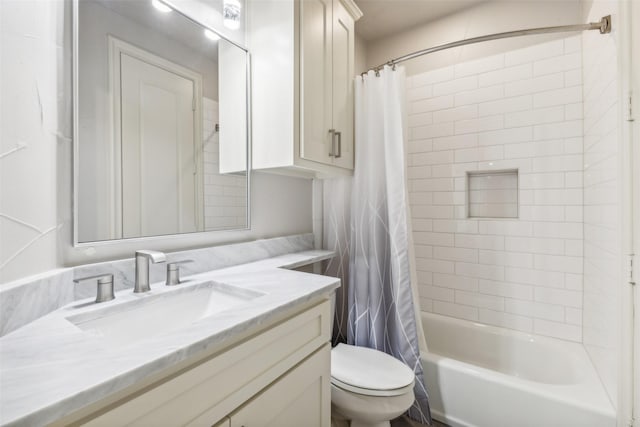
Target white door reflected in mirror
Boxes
[74,0,249,244]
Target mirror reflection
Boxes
[75,0,248,244]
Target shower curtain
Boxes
[324,66,432,424]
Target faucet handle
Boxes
[135,250,166,263]
[74,274,115,303]
[166,260,194,286]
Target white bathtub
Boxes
[421,312,616,427]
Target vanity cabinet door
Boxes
[229,343,331,427]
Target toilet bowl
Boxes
[331,343,415,427]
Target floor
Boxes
[332,415,449,427]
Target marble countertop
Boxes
[0,250,338,426]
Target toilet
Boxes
[330,343,416,427]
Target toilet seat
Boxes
[331,343,415,397]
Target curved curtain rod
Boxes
[365,15,611,76]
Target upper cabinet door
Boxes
[299,0,333,165]
[330,0,355,170]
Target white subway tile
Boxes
[533,221,583,239]
[534,287,582,308]
[408,112,433,128]
[534,254,583,274]
[564,35,581,53]
[455,115,504,135]
[534,189,582,205]
[478,126,533,146]
[413,231,455,247]
[433,273,479,292]
[433,105,478,123]
[407,85,433,102]
[432,134,478,151]
[407,166,432,180]
[504,106,564,128]
[432,192,465,205]
[412,220,433,233]
[565,206,583,222]
[456,290,504,311]
[434,246,479,263]
[412,177,455,192]
[417,270,433,285]
[433,75,478,96]
[479,279,533,300]
[565,240,583,257]
[479,63,532,87]
[519,206,566,222]
[565,307,583,325]
[412,205,455,219]
[419,298,434,312]
[409,192,433,205]
[564,69,583,87]
[520,172,565,189]
[478,220,533,236]
[455,85,504,106]
[421,285,455,302]
[505,73,564,97]
[412,122,455,139]
[418,259,456,275]
[455,234,505,250]
[532,154,583,172]
[533,86,582,108]
[504,39,564,66]
[479,95,532,117]
[412,95,454,114]
[534,319,582,341]
[534,120,583,140]
[412,66,454,86]
[432,220,478,234]
[533,53,581,76]
[504,299,565,322]
[411,150,454,166]
[564,171,583,188]
[433,301,479,321]
[455,145,504,163]
[505,267,565,288]
[456,262,505,281]
[479,250,533,268]
[479,309,533,332]
[455,53,504,77]
[408,139,433,154]
[563,137,583,154]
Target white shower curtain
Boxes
[324,66,431,424]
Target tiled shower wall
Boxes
[582,0,621,406]
[407,35,585,342]
[202,98,247,231]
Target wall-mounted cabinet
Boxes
[249,0,362,177]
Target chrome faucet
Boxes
[134,250,166,293]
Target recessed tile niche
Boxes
[467,170,519,218]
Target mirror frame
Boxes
[72,0,252,247]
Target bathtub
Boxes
[420,312,616,427]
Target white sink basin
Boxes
[66,281,264,347]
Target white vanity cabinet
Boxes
[249,0,362,177]
[52,299,332,427]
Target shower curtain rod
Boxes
[366,15,611,75]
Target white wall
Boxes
[366,0,582,76]
[406,36,585,342]
[581,0,623,409]
[1,0,314,284]
[0,0,62,284]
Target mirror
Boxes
[74,0,249,244]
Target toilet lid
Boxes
[331,343,415,396]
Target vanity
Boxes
[0,245,338,426]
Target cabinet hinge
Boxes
[628,91,635,122]
[630,254,637,286]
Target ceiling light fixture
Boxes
[223,0,242,30]
[151,0,172,13]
